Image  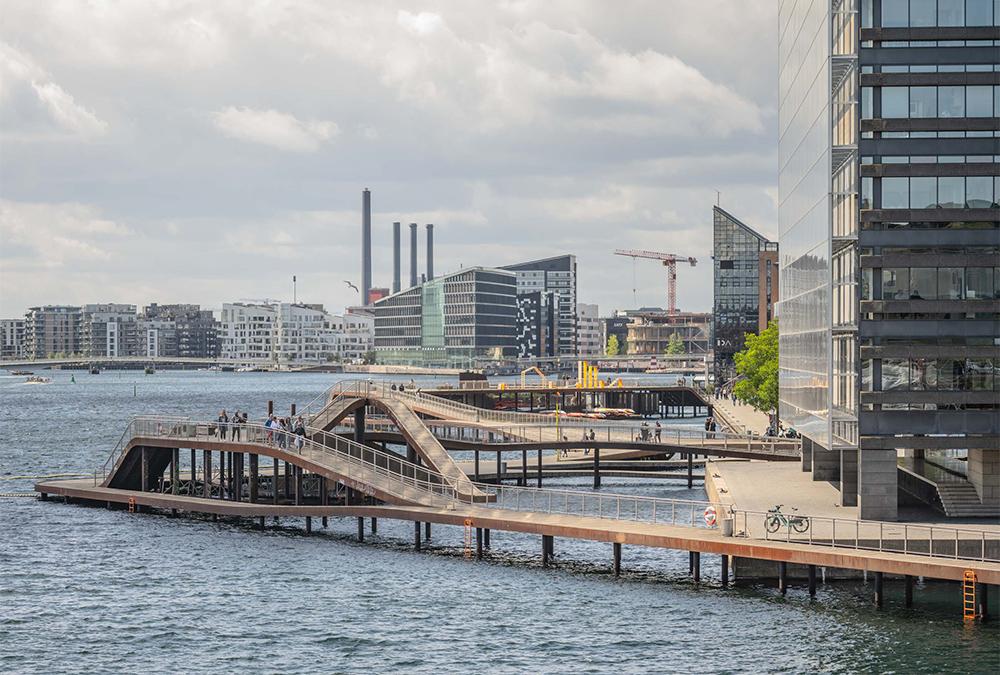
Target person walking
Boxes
[294,416,306,450]
[265,415,275,444]
[218,410,229,440]
[231,410,241,441]
[654,421,662,443]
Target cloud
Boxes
[0,42,108,140]
[0,200,130,268]
[210,106,339,152]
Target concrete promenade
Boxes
[710,396,770,435]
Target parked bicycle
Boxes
[764,504,809,534]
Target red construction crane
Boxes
[614,249,698,315]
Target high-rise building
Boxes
[577,303,602,356]
[515,291,558,359]
[778,0,999,520]
[373,267,517,366]
[24,306,81,359]
[712,207,779,383]
[502,255,578,356]
[0,319,25,359]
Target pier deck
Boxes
[36,477,1000,585]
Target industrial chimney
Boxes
[392,222,401,294]
[426,224,434,280]
[361,188,372,305]
[409,223,418,287]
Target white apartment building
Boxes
[220,303,278,365]
[338,310,374,363]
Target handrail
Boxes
[347,417,799,456]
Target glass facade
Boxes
[712,207,777,383]
[373,268,517,366]
[778,0,834,446]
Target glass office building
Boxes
[373,267,517,366]
[712,207,779,383]
[778,0,999,520]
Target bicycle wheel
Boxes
[764,515,781,533]
[792,518,810,533]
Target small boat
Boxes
[25,376,51,384]
[89,367,101,375]
[10,370,32,376]
[144,366,155,374]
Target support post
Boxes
[904,574,913,608]
[354,407,365,445]
[613,542,622,577]
[424,521,431,540]
[294,466,303,506]
[593,447,601,489]
[414,521,422,551]
[190,448,196,488]
[496,451,502,484]
[249,454,258,503]
[203,449,211,499]
[874,571,884,608]
[484,528,491,548]
[322,516,328,528]
[371,517,378,534]
[273,457,279,504]
[542,535,553,567]
[140,447,149,492]
[171,448,179,495]
[976,583,989,620]
[809,565,818,597]
[305,516,312,534]
[521,449,528,486]
[474,450,480,482]
[537,448,543,488]
[357,517,365,542]
[721,555,729,588]
[779,561,788,595]
[687,452,693,489]
[258,516,265,530]
[476,527,483,559]
[693,552,700,583]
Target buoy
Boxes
[703,505,717,527]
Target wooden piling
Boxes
[414,521,422,551]
[613,542,622,577]
[779,561,788,595]
[305,516,312,534]
[357,517,364,542]
[721,555,729,588]
[371,517,378,534]
[425,521,431,539]
[874,571,884,608]
[693,552,700,583]
[809,564,817,597]
[476,527,483,559]
[542,535,553,567]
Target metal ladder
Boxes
[962,570,977,620]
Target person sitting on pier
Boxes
[218,410,229,440]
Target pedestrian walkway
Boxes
[711,396,770,434]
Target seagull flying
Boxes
[344,281,359,293]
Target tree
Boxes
[664,332,685,355]
[733,320,779,413]
[605,334,620,356]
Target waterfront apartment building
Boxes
[373,267,517,366]
[777,0,999,520]
[336,310,375,363]
[502,255,578,357]
[80,304,140,358]
[24,306,81,359]
[712,207,780,384]
[220,302,347,366]
[220,303,278,364]
[577,303,603,356]
[139,304,219,359]
[515,291,558,359]
[0,319,25,359]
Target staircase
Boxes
[936,481,1000,518]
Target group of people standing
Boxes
[216,410,247,440]
[264,414,307,450]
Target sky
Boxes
[0,0,779,318]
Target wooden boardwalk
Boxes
[35,478,1000,586]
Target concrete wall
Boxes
[968,449,1000,506]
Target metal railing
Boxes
[306,379,801,453]
[730,508,1000,563]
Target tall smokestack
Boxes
[409,223,418,287]
[426,224,434,280]
[392,222,401,294]
[361,188,372,305]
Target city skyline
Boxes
[0,1,780,318]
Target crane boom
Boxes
[613,249,697,315]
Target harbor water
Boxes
[1,370,997,673]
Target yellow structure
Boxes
[575,361,604,388]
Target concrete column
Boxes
[859,448,898,521]
[720,555,729,588]
[810,437,840,482]
[840,448,858,507]
[801,440,813,472]
[808,565,817,597]
[424,522,431,539]
[542,535,553,567]
[357,517,364,542]
[371,517,378,534]
[613,542,622,577]
[414,521,422,551]
[874,571,884,608]
[778,561,788,595]
[305,516,312,534]
[484,528,491,548]
[693,552,700,583]
[476,527,483,559]
[968,449,1000,508]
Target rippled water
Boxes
[2,370,997,673]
